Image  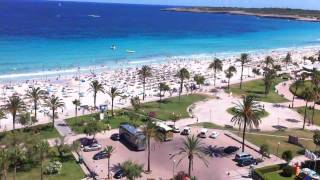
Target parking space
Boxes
[80,127,281,180]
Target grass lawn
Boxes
[227,77,288,103]
[256,165,296,180]
[137,94,209,120]
[192,122,236,130]
[226,107,270,118]
[66,110,145,134]
[8,152,85,180]
[263,171,294,180]
[0,123,60,142]
[289,80,313,98]
[243,129,315,157]
[296,107,320,126]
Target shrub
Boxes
[282,150,293,163]
[281,165,293,177]
[297,148,306,155]
[44,161,62,175]
[260,144,270,158]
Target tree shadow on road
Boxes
[202,145,228,158]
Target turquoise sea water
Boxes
[1,1,320,79]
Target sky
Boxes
[55,0,320,10]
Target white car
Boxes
[209,131,220,139]
[172,125,180,133]
[198,128,208,138]
[83,143,102,152]
[181,127,191,135]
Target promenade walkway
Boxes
[275,80,320,109]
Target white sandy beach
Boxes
[0,46,319,132]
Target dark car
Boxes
[110,133,120,141]
[114,169,126,179]
[80,138,97,147]
[224,146,239,154]
[93,151,110,160]
[238,158,257,167]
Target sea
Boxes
[1,0,320,80]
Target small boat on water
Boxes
[126,50,135,53]
[110,45,116,50]
[88,14,101,18]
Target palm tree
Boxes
[171,112,180,127]
[35,140,49,180]
[263,68,276,95]
[25,87,46,121]
[231,96,262,152]
[105,146,115,179]
[130,96,141,111]
[88,80,105,108]
[44,95,64,128]
[158,83,170,106]
[291,80,303,108]
[0,148,10,180]
[283,52,292,70]
[4,96,25,131]
[10,145,26,180]
[176,68,190,101]
[312,87,320,125]
[142,119,163,173]
[252,68,261,78]
[107,87,122,116]
[72,99,81,117]
[83,121,101,140]
[301,87,315,129]
[312,68,320,88]
[193,74,205,89]
[171,135,208,177]
[121,160,144,180]
[237,53,250,89]
[224,66,237,90]
[138,65,152,101]
[264,56,274,68]
[208,58,223,86]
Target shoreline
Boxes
[1,44,320,82]
[163,7,320,22]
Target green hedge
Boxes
[255,164,285,179]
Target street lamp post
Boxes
[277,142,281,156]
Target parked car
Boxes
[224,146,239,154]
[181,127,191,135]
[93,150,110,160]
[198,128,208,138]
[168,125,180,133]
[234,152,253,162]
[84,143,102,152]
[110,133,120,141]
[238,158,258,167]
[209,131,220,139]
[80,138,97,147]
[114,169,126,179]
